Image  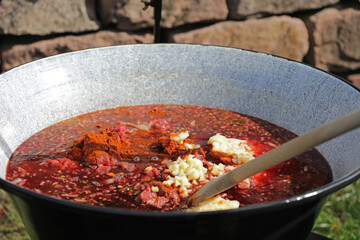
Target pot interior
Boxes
[0,44,359,188]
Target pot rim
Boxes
[0,43,359,217]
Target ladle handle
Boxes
[190,109,360,206]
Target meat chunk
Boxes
[150,119,170,132]
[138,187,169,209]
[86,150,111,166]
[45,158,78,171]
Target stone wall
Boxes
[0,0,359,87]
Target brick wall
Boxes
[0,0,359,87]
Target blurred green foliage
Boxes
[313,178,360,240]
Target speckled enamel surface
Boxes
[0,44,359,184]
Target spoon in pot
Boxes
[189,109,360,206]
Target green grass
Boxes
[313,178,360,240]
[1,179,359,240]
[0,190,30,240]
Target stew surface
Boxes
[6,105,332,211]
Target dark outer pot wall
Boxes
[7,187,324,240]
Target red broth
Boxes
[6,105,332,211]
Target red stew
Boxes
[6,105,332,211]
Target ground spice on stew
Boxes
[69,127,133,164]
[158,137,187,155]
